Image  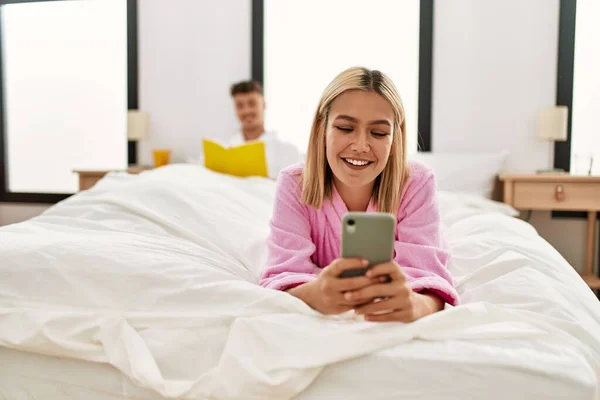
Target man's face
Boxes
[233,92,265,130]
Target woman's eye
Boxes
[336,126,353,132]
[371,131,389,137]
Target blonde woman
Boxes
[259,67,458,322]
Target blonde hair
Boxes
[301,67,409,214]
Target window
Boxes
[0,0,137,203]
[555,0,600,175]
[570,0,600,175]
[252,0,433,155]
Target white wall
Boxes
[433,0,558,172]
[433,0,594,273]
[136,0,251,166]
[0,203,48,226]
[529,211,596,274]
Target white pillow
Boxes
[438,190,519,217]
[410,151,509,199]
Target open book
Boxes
[202,138,269,178]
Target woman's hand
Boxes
[287,258,378,315]
[348,261,445,322]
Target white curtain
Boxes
[571,0,600,175]
[3,0,128,194]
[263,0,421,156]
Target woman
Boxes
[259,67,459,322]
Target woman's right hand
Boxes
[287,258,376,314]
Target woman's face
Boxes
[325,90,395,191]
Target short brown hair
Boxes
[230,80,263,96]
[301,67,408,214]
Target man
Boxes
[193,80,303,179]
[225,80,304,179]
[228,80,267,145]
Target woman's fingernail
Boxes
[363,259,369,266]
[345,293,352,300]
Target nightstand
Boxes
[73,166,152,192]
[499,174,600,288]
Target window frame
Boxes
[251,0,434,153]
[0,0,138,204]
[554,0,575,173]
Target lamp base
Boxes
[535,168,567,175]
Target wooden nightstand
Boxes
[73,166,152,192]
[499,174,600,288]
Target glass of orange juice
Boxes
[153,149,171,167]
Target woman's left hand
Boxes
[346,261,444,322]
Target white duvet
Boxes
[1,164,600,399]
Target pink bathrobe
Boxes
[259,160,459,306]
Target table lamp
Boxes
[127,110,150,141]
[127,110,150,167]
[536,105,568,174]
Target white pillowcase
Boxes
[410,151,509,199]
[438,190,519,218]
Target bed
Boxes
[1,163,600,399]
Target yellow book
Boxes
[202,138,269,178]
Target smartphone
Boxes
[339,212,396,278]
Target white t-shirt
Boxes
[188,131,305,180]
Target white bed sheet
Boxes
[0,164,600,400]
[0,329,593,400]
[0,346,163,400]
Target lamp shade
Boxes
[127,110,150,140]
[536,106,568,141]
